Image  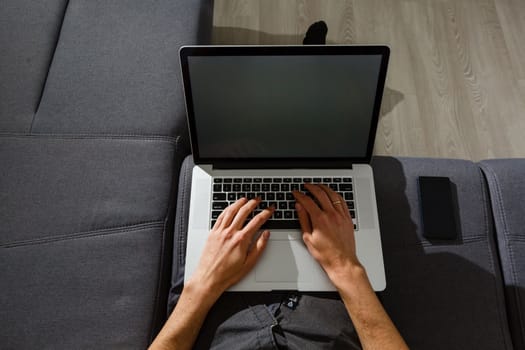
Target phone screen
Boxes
[418,176,458,240]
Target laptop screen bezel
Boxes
[180,45,390,169]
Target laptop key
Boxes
[213,193,226,200]
[274,211,283,219]
[213,202,228,210]
[278,202,287,209]
[211,211,221,219]
[284,211,293,219]
[340,184,353,191]
[233,184,241,192]
[213,184,221,192]
[234,178,242,183]
[262,220,300,229]
[223,184,232,192]
[228,193,236,201]
[214,178,222,183]
[223,178,233,183]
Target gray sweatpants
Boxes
[190,292,362,350]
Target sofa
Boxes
[1,1,213,348]
[2,1,525,349]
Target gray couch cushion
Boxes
[372,156,512,349]
[31,0,213,141]
[480,159,525,350]
[0,0,68,132]
[0,135,178,348]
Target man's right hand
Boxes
[294,183,409,350]
[293,183,364,288]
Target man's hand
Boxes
[294,183,409,350]
[149,197,273,350]
[189,197,274,296]
[293,183,362,287]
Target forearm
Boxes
[332,265,409,350]
[149,280,221,350]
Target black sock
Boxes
[303,20,328,45]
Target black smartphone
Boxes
[418,176,459,240]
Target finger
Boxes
[212,215,223,230]
[295,202,312,234]
[230,197,261,229]
[243,230,271,273]
[241,206,275,240]
[293,190,322,218]
[302,232,314,254]
[304,183,334,212]
[319,184,350,218]
[216,198,248,229]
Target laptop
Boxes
[180,45,389,291]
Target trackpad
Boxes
[255,240,313,282]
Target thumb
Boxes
[243,230,271,273]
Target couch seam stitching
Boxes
[484,163,522,346]
[0,133,178,144]
[149,139,180,344]
[178,159,190,267]
[1,221,164,248]
[479,166,510,349]
[29,0,71,133]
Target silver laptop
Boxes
[180,45,389,291]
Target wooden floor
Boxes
[213,0,525,161]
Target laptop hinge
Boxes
[210,161,355,170]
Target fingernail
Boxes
[295,202,302,210]
[263,231,270,240]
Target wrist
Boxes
[184,277,223,308]
[328,261,369,291]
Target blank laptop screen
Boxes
[187,54,383,159]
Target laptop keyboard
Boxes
[211,177,358,231]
